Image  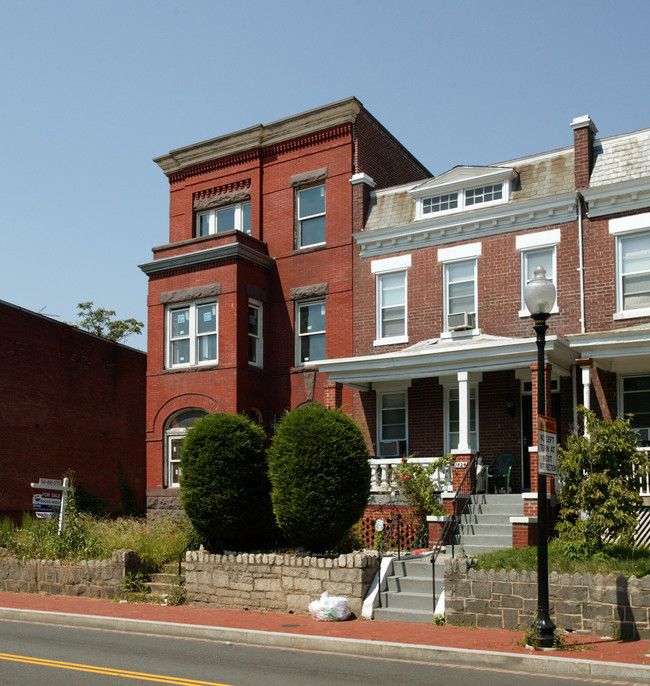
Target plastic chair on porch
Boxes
[485,452,517,493]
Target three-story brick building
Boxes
[140,98,430,517]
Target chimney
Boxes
[571,115,598,189]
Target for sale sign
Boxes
[32,491,62,513]
[538,415,557,476]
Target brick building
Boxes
[0,301,146,520]
[140,98,430,518]
[319,114,650,538]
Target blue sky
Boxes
[1,0,648,350]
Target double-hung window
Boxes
[377,391,408,457]
[619,233,650,313]
[297,185,326,248]
[197,202,251,237]
[167,301,217,368]
[296,300,326,365]
[371,254,411,345]
[439,243,480,334]
[610,214,650,319]
[516,229,560,317]
[622,375,650,447]
[248,300,263,367]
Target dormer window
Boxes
[412,167,516,220]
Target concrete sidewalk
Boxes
[1,592,650,683]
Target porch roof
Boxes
[317,333,577,390]
[568,325,650,373]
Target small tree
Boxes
[74,301,143,342]
[180,413,275,551]
[557,406,648,552]
[268,404,371,552]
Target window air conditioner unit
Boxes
[379,440,407,458]
[447,311,473,331]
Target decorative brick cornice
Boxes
[168,151,260,184]
[263,124,351,160]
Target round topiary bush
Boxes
[268,404,371,552]
[180,412,274,551]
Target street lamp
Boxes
[524,265,557,649]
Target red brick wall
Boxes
[0,302,146,519]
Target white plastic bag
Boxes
[308,591,351,621]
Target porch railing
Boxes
[370,457,453,494]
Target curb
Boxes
[1,606,650,684]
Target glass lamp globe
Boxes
[524,266,557,316]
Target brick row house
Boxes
[140,98,430,518]
[142,98,650,540]
[318,113,650,541]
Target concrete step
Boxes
[379,590,435,612]
[386,574,440,594]
[456,523,512,537]
[149,572,180,584]
[147,582,180,595]
[373,607,435,623]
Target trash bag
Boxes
[308,591,351,621]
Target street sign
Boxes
[30,478,64,490]
[538,414,558,476]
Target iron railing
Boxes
[430,455,476,612]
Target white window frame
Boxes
[297,184,326,248]
[619,374,650,449]
[295,299,326,366]
[166,300,218,369]
[164,409,207,488]
[439,243,481,337]
[419,180,509,218]
[371,255,411,346]
[248,299,263,368]
[196,201,251,237]
[377,389,408,456]
[610,213,650,320]
[444,384,479,455]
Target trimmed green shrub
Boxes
[180,413,274,551]
[557,406,648,551]
[268,404,371,552]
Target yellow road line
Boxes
[0,652,233,686]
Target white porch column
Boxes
[580,360,592,438]
[457,371,471,452]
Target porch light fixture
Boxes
[524,265,557,649]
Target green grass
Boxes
[0,512,197,573]
[475,540,650,578]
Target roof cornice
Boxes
[154,98,363,176]
[583,175,650,218]
[138,242,275,275]
[356,192,578,258]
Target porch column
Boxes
[577,358,592,438]
[457,371,471,452]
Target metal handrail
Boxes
[430,455,476,611]
[178,542,192,584]
[377,513,402,561]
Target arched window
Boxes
[164,409,207,487]
[247,408,263,427]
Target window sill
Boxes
[440,328,481,340]
[162,364,219,374]
[519,306,559,318]
[614,308,650,321]
[292,243,326,255]
[374,336,408,347]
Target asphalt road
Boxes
[0,618,639,686]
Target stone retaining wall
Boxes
[185,550,379,616]
[0,549,140,599]
[445,559,650,638]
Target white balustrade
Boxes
[369,456,453,494]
